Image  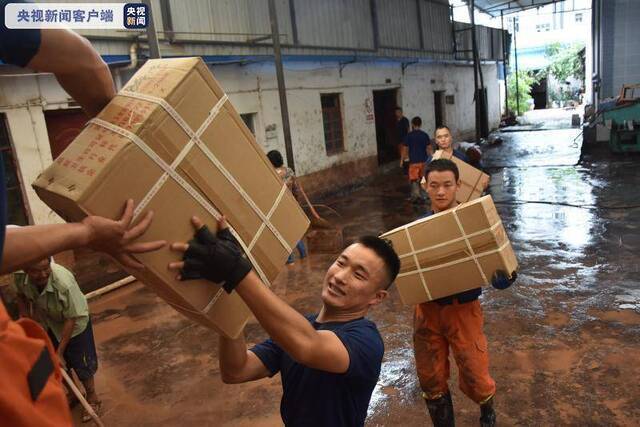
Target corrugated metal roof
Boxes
[376,0,421,50]
[471,0,566,17]
[421,0,454,54]
[168,0,292,44]
[295,0,374,49]
[454,21,505,60]
[78,0,506,63]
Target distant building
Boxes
[504,0,591,108]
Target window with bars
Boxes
[321,93,345,155]
[0,114,29,225]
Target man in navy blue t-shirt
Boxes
[402,116,432,203]
[169,219,401,427]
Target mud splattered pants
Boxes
[413,299,496,404]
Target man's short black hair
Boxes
[425,158,459,182]
[411,116,422,127]
[355,236,400,290]
[266,150,284,168]
[394,106,402,112]
[435,125,451,134]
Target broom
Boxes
[296,179,333,229]
[60,369,104,427]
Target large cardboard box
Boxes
[33,58,309,338]
[430,150,490,203]
[380,195,517,305]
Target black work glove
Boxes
[180,225,252,294]
[491,270,517,290]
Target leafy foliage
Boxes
[508,70,539,115]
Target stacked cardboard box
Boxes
[33,58,310,338]
[381,195,517,305]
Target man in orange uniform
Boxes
[414,159,516,427]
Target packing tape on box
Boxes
[451,203,489,285]
[119,90,292,254]
[397,221,503,261]
[89,117,269,316]
[403,227,432,301]
[130,94,228,220]
[91,85,298,318]
[249,183,288,250]
[396,204,509,285]
[398,240,511,277]
[470,171,485,198]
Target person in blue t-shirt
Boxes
[402,116,432,203]
[169,217,401,427]
[415,159,516,427]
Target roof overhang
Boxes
[468,0,567,17]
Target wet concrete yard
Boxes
[86,112,640,426]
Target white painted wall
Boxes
[0,73,73,225]
[212,60,501,176]
[1,59,501,225]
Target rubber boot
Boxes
[425,392,455,427]
[479,396,496,427]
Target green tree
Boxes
[507,70,538,115]
[543,42,585,83]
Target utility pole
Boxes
[501,10,509,116]
[468,0,484,141]
[143,0,161,59]
[513,16,520,116]
[268,0,295,171]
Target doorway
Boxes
[530,75,548,109]
[434,90,446,128]
[373,88,399,165]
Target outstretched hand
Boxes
[82,199,166,269]
[491,270,517,290]
[168,216,252,293]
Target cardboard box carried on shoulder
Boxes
[380,195,517,305]
[430,150,490,203]
[33,57,310,338]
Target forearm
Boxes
[1,223,91,274]
[235,272,320,361]
[55,67,114,118]
[28,29,115,117]
[57,318,76,354]
[218,334,249,377]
